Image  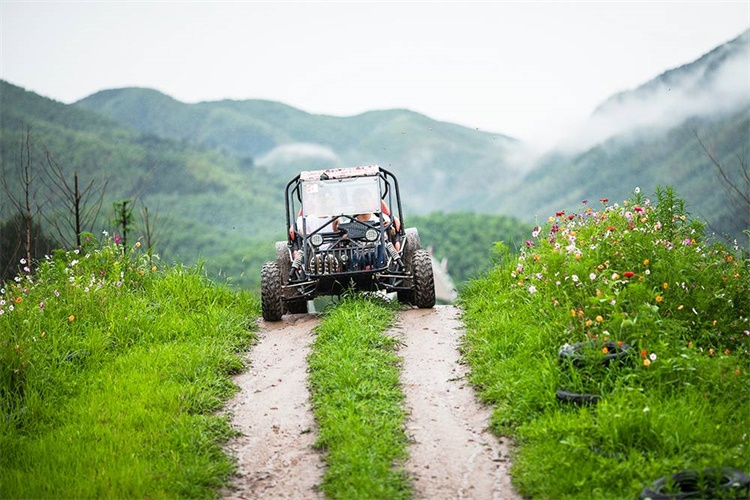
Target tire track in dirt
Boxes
[393,306,519,499]
[223,314,323,499]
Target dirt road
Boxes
[224,305,517,499]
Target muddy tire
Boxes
[286,299,308,314]
[261,262,284,321]
[412,249,435,309]
[397,228,421,304]
[276,241,291,283]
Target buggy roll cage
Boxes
[284,165,405,244]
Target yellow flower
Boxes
[68,314,75,322]
[687,341,693,348]
[602,346,609,354]
[724,349,731,356]
[709,348,715,357]
[151,266,157,272]
[677,304,684,310]
[643,259,649,266]
[655,295,663,303]
[135,241,141,248]
[712,320,717,327]
[596,315,604,323]
[585,319,593,327]
[643,359,651,367]
[662,282,668,290]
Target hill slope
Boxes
[499,30,750,242]
[76,89,523,215]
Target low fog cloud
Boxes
[557,31,749,154]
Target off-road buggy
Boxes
[261,165,435,321]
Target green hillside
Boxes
[76,88,523,215]
[0,80,285,288]
[496,30,750,245]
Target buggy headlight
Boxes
[365,228,378,241]
[311,233,324,247]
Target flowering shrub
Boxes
[461,186,749,499]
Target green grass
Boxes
[308,295,410,499]
[0,235,258,497]
[460,187,750,499]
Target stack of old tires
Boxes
[556,340,634,405]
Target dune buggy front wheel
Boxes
[412,249,436,309]
[261,261,284,321]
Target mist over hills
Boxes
[76,89,522,215]
[496,29,749,243]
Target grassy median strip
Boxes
[1,238,257,497]
[308,295,410,499]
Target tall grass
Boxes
[308,295,410,499]
[0,234,257,497]
[460,187,749,498]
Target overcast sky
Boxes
[1,1,748,148]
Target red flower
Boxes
[556,211,565,217]
[600,198,609,203]
[641,349,647,358]
[606,226,616,232]
[623,271,635,278]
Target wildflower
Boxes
[681,238,693,246]
[135,241,142,248]
[617,340,623,347]
[14,296,22,304]
[641,349,647,358]
[68,314,75,323]
[23,266,30,273]
[114,235,121,244]
[709,348,715,357]
[643,259,649,265]
[571,274,579,283]
[606,225,616,232]
[589,273,597,280]
[736,369,742,376]
[585,319,593,327]
[600,198,609,204]
[528,285,537,294]
[532,227,541,237]
[634,187,641,194]
[724,349,730,356]
[596,315,604,323]
[39,301,45,310]
[623,271,635,278]
[634,206,644,213]
[655,295,663,303]
[649,353,657,361]
[41,331,46,338]
[712,320,717,327]
[612,273,620,280]
[663,282,668,290]
[727,255,734,262]
[602,346,609,354]
[677,304,684,310]
[582,199,588,204]
[54,290,60,297]
[570,309,577,317]
[556,211,565,217]
[525,240,533,247]
[687,341,693,348]
[643,358,651,367]
[20,258,26,265]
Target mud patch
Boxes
[223,314,324,499]
[393,306,519,499]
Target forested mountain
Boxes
[76,89,523,215]
[497,30,749,243]
[0,80,286,287]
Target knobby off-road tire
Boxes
[397,228,421,305]
[412,249,436,309]
[261,262,284,321]
[276,241,291,283]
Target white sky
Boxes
[1,1,748,148]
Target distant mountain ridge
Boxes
[495,29,750,243]
[76,87,523,215]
